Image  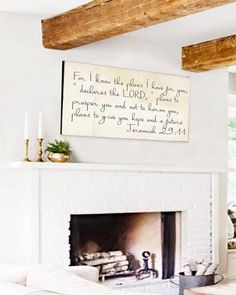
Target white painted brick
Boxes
[39,170,212,268]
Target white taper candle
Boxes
[24,111,29,139]
[38,112,43,139]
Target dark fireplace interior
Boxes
[69,212,179,280]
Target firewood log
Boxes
[101,265,129,274]
[196,261,210,275]
[82,252,109,260]
[82,255,127,266]
[108,251,123,256]
[204,263,219,275]
[100,260,129,271]
[82,250,123,261]
[183,264,192,275]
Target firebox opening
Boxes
[69,212,180,280]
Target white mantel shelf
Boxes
[8,161,225,174]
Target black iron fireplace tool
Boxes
[135,251,158,280]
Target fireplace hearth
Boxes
[69,212,180,280]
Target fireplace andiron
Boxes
[136,251,158,280]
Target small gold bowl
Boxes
[47,152,70,163]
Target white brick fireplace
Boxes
[15,163,220,271]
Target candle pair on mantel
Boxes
[23,111,44,162]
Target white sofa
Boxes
[0,264,155,295]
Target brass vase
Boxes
[47,152,70,163]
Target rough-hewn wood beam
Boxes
[42,0,236,50]
[182,35,236,72]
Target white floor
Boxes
[102,276,178,295]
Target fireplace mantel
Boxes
[7,161,222,271]
[8,161,225,173]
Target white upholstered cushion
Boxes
[26,265,109,295]
[0,280,38,295]
[66,265,99,283]
[0,264,99,286]
[0,265,33,285]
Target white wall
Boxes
[0,12,228,264]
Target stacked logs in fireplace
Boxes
[78,250,132,277]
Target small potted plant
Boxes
[45,140,72,163]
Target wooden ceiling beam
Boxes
[182,34,236,72]
[42,0,236,50]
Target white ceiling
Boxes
[0,0,90,17]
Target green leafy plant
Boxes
[45,140,72,156]
[229,117,236,129]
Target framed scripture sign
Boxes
[61,61,189,141]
